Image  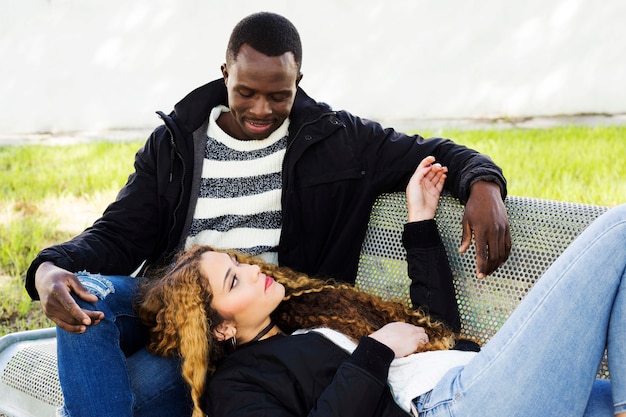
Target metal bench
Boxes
[0,193,609,417]
[0,328,60,417]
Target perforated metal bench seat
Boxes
[0,193,609,417]
[0,328,60,417]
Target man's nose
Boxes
[250,96,271,117]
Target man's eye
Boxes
[238,90,253,98]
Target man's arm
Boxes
[352,114,510,276]
[25,125,177,331]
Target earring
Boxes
[229,337,237,351]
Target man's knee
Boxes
[73,273,141,315]
[75,271,115,300]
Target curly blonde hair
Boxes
[137,245,458,417]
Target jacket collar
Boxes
[172,79,228,135]
[171,78,332,137]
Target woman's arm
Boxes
[404,157,460,331]
[206,334,403,417]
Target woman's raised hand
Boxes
[406,156,447,222]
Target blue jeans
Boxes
[56,274,191,417]
[413,204,626,417]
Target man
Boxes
[26,12,510,417]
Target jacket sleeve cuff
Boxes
[25,251,73,301]
[469,174,507,199]
[402,220,443,250]
[25,256,47,300]
[348,336,395,382]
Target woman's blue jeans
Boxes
[56,274,191,417]
[413,204,626,417]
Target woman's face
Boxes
[200,251,285,343]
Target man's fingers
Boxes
[487,228,508,273]
[51,285,92,325]
[49,277,104,326]
[55,319,88,334]
[474,233,489,278]
[68,276,99,303]
[459,220,472,254]
[503,226,512,264]
[48,300,104,333]
[475,225,512,277]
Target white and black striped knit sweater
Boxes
[185,105,288,265]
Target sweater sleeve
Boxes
[403,220,460,332]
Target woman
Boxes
[138,156,626,417]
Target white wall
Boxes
[1,0,625,134]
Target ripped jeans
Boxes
[56,274,191,417]
[412,204,626,417]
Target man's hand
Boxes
[35,262,104,333]
[459,181,511,278]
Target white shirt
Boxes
[294,327,476,413]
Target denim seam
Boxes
[615,401,626,414]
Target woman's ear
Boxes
[213,321,236,341]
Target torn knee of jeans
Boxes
[75,271,115,300]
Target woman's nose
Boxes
[245,264,262,281]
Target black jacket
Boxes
[208,332,405,417]
[26,79,506,299]
[205,221,455,417]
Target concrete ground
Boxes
[1,113,625,147]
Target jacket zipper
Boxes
[157,111,187,255]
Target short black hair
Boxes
[226,12,302,70]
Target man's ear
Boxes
[221,64,229,84]
[213,321,236,341]
[296,72,303,87]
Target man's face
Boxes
[221,44,302,140]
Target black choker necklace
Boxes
[228,320,281,353]
[248,320,277,344]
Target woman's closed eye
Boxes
[229,255,240,290]
[230,275,238,290]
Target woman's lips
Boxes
[265,275,274,291]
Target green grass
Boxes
[0,125,624,336]
[0,140,144,336]
[426,125,625,206]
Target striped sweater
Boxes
[185,105,288,264]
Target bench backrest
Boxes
[356,192,609,376]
